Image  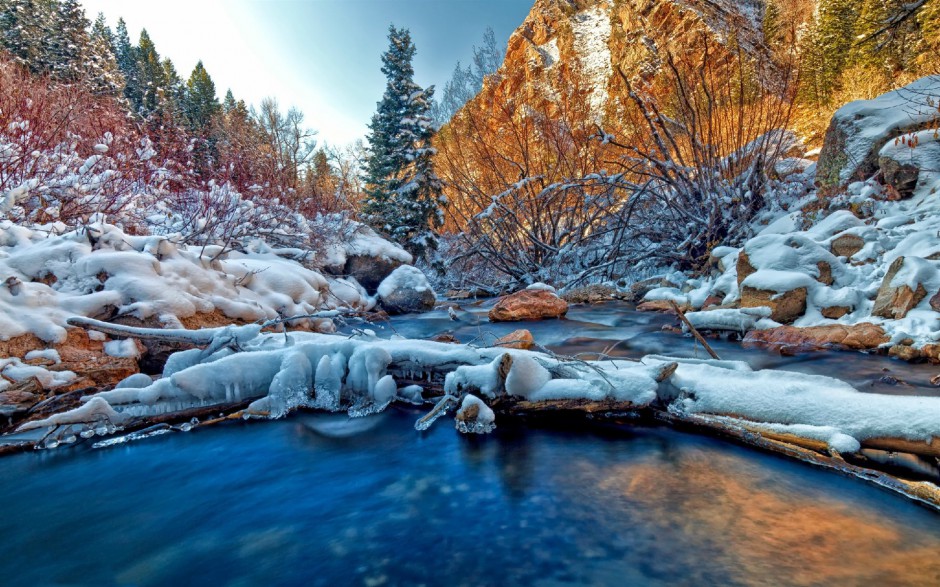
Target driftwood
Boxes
[669,301,721,360]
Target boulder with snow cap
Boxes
[345,255,403,294]
[489,289,568,322]
[878,130,940,200]
[830,233,865,259]
[816,77,940,187]
[377,266,436,315]
[871,256,931,320]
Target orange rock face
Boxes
[743,323,889,351]
[489,290,568,322]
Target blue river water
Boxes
[2,302,940,586]
[2,408,940,586]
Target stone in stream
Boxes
[743,323,890,352]
[489,290,568,322]
[493,329,535,350]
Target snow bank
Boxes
[0,219,408,344]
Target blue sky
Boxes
[81,0,533,147]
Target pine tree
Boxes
[86,13,123,95]
[114,18,142,111]
[363,25,445,258]
[135,29,167,118]
[0,0,59,75]
[184,60,220,131]
[50,0,89,81]
[799,0,859,105]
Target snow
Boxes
[377,265,434,299]
[18,397,127,432]
[646,355,940,446]
[571,5,612,118]
[829,76,940,182]
[525,282,556,293]
[683,307,777,334]
[24,349,60,363]
[104,339,139,358]
[0,219,408,343]
[456,394,496,434]
[1,357,75,388]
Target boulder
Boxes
[816,78,940,187]
[816,261,833,286]
[830,234,864,258]
[736,252,756,289]
[344,255,403,294]
[871,257,928,320]
[820,306,851,319]
[930,291,940,313]
[489,290,568,322]
[743,323,889,351]
[879,154,921,199]
[740,286,807,324]
[377,266,436,315]
[493,329,535,350]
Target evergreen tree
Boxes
[431,27,501,127]
[363,25,445,258]
[161,58,186,117]
[114,18,142,111]
[86,13,123,95]
[799,0,859,105]
[50,0,89,81]
[222,88,237,114]
[184,60,220,131]
[135,29,167,117]
[854,0,925,75]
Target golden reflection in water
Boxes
[593,451,940,586]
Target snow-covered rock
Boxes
[377,265,436,315]
[817,76,940,186]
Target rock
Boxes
[821,306,851,319]
[344,255,402,294]
[816,78,940,187]
[702,295,725,309]
[879,154,921,199]
[871,257,928,320]
[431,333,458,344]
[740,286,807,324]
[929,291,940,312]
[493,329,535,350]
[743,323,889,351]
[889,344,921,362]
[830,234,865,258]
[446,289,472,300]
[636,300,692,314]
[561,284,632,304]
[815,261,834,286]
[736,252,756,289]
[377,266,436,315]
[489,290,568,322]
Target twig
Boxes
[669,300,721,360]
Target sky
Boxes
[80,0,533,148]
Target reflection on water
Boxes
[1,409,939,586]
